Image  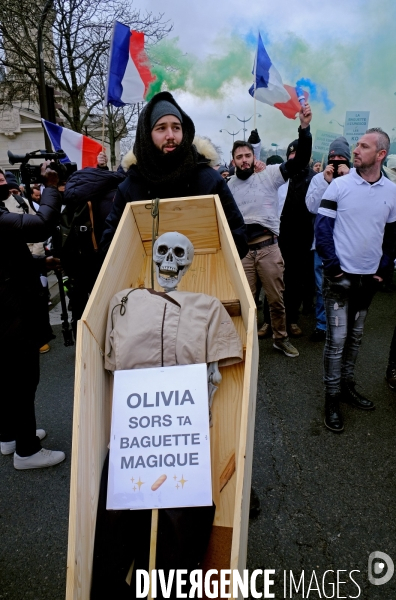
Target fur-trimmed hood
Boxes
[121,136,219,171]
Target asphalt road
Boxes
[1,286,396,599]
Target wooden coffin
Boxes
[65,195,259,600]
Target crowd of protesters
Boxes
[1,90,396,471]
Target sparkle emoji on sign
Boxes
[136,477,144,490]
[179,475,187,489]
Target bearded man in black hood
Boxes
[100,91,248,258]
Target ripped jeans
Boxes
[323,273,379,395]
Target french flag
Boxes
[249,34,291,107]
[105,22,156,107]
[249,34,309,119]
[274,85,309,120]
[42,119,102,169]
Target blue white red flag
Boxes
[105,22,156,107]
[249,34,291,106]
[42,119,102,169]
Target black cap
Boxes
[286,139,298,159]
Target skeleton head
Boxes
[153,232,194,291]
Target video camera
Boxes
[7,149,77,186]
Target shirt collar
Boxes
[351,167,385,186]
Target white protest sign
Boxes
[313,130,340,155]
[107,363,212,510]
[344,111,370,146]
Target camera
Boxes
[8,149,77,186]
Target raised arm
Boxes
[280,103,313,181]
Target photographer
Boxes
[0,162,65,469]
[305,137,351,342]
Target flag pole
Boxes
[253,34,258,130]
[102,20,116,154]
[101,103,106,151]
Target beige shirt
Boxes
[105,288,243,372]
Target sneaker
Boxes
[39,344,50,354]
[14,448,65,470]
[309,329,326,342]
[273,337,299,357]
[386,365,396,390]
[288,323,303,337]
[257,322,272,339]
[1,429,47,455]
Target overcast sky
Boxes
[132,0,396,161]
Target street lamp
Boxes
[220,128,247,144]
[227,114,261,141]
[329,119,344,129]
[271,142,278,155]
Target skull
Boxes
[153,232,194,291]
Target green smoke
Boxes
[147,38,194,99]
[147,34,252,101]
[146,11,396,141]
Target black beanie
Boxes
[286,139,298,159]
[266,155,283,165]
[328,136,351,161]
[5,171,19,191]
[150,100,183,130]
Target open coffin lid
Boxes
[66,195,258,600]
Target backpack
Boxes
[55,199,98,279]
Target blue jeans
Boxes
[323,273,379,395]
[314,250,326,332]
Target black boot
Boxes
[324,394,344,432]
[386,364,396,391]
[341,380,375,410]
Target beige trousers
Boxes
[242,243,287,339]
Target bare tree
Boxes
[0,0,171,135]
[83,51,141,168]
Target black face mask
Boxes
[0,184,9,201]
[328,159,350,178]
[236,165,254,180]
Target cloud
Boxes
[137,0,396,157]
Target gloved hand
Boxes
[248,129,260,144]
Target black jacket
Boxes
[100,156,248,258]
[64,167,126,243]
[0,186,61,345]
[279,166,316,252]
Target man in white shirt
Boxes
[315,128,396,432]
[227,103,312,358]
